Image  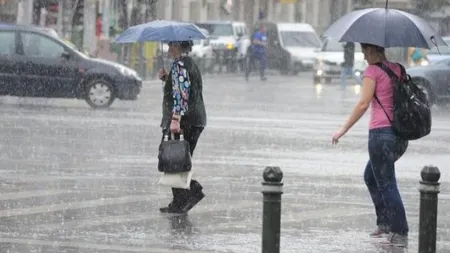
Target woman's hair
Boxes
[360,43,385,54]
[180,40,193,53]
[168,41,193,54]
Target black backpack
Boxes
[374,62,432,140]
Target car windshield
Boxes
[322,39,362,52]
[196,23,233,36]
[428,40,450,54]
[280,31,321,48]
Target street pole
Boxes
[139,0,146,80]
[83,0,96,55]
[261,166,283,253]
[57,0,63,36]
[418,165,441,253]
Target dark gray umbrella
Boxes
[323,8,448,49]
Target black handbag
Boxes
[158,131,192,173]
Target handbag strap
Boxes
[163,129,184,141]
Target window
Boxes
[196,23,234,37]
[21,32,65,58]
[428,39,450,54]
[280,31,321,48]
[322,39,362,52]
[0,31,15,56]
[236,25,244,36]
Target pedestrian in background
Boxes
[407,47,428,67]
[245,24,268,81]
[340,42,361,89]
[158,40,207,214]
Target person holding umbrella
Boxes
[332,43,409,246]
[325,2,448,247]
[114,20,209,214]
[157,40,207,214]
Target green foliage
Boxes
[415,0,450,13]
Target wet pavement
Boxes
[0,72,449,253]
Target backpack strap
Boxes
[374,62,401,81]
[372,62,403,124]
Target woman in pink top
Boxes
[332,43,409,247]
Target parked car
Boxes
[313,38,368,83]
[426,36,450,65]
[195,21,251,71]
[0,23,141,108]
[258,21,322,74]
[406,58,450,105]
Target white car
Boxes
[313,38,368,83]
[191,38,214,59]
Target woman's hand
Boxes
[332,127,348,145]
[170,119,181,133]
[158,68,168,81]
[332,76,375,145]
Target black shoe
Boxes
[182,191,205,212]
[160,203,186,214]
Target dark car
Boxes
[0,23,142,108]
[407,59,450,105]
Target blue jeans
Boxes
[364,127,409,235]
[340,66,361,88]
[245,52,267,79]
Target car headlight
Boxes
[315,57,323,65]
[226,43,235,50]
[421,60,429,66]
[117,66,138,77]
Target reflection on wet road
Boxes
[0,73,449,253]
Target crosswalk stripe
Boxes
[32,200,259,231]
[0,237,214,253]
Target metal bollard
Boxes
[418,165,441,253]
[261,166,283,253]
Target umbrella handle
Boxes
[160,42,165,69]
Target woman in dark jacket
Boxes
[158,40,207,214]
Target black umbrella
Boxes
[323,0,448,49]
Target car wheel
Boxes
[414,79,434,105]
[85,78,116,109]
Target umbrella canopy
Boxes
[114,19,208,43]
[324,8,448,49]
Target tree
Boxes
[414,0,450,15]
[119,0,128,30]
[145,0,158,21]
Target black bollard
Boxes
[418,166,441,253]
[261,166,283,253]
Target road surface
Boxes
[0,72,449,253]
